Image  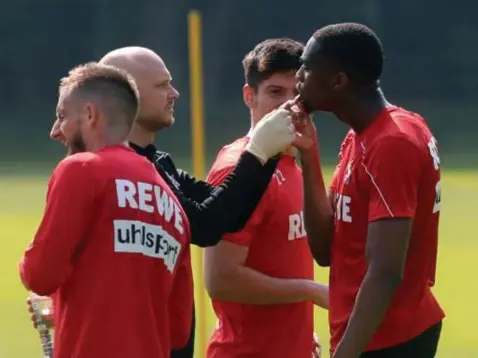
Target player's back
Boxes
[54,145,190,358]
[206,137,314,358]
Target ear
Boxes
[84,102,100,127]
[333,72,349,91]
[243,84,256,110]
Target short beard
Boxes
[67,130,86,156]
[136,115,174,133]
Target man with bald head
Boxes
[100,46,179,143]
[34,46,295,357]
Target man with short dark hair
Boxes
[19,62,193,358]
[294,23,445,358]
[204,38,328,358]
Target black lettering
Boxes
[154,233,165,255]
[117,229,130,244]
[145,232,155,248]
[130,224,142,244]
[168,245,179,264]
[161,236,169,256]
[140,225,146,245]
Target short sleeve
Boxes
[330,131,353,193]
[329,163,341,193]
[364,137,422,222]
[207,165,271,247]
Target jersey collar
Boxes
[129,142,157,162]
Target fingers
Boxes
[312,332,322,358]
[292,132,314,151]
[279,99,296,111]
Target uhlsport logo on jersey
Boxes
[114,220,181,273]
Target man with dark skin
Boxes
[293,23,444,358]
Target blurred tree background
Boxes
[1,0,476,170]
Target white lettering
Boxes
[288,211,307,240]
[428,137,440,171]
[174,204,184,235]
[428,137,441,214]
[335,194,352,223]
[138,182,154,213]
[433,180,441,213]
[115,179,185,235]
[272,169,286,185]
[154,185,175,222]
[115,179,138,209]
[114,220,181,272]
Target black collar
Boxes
[129,142,157,162]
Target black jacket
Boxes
[129,142,279,357]
[129,142,279,247]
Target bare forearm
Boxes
[333,271,399,357]
[316,284,330,309]
[208,266,317,305]
[301,151,334,266]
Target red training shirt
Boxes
[19,145,191,358]
[329,106,445,352]
[206,137,314,358]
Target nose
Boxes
[296,66,304,81]
[170,85,180,100]
[50,120,61,140]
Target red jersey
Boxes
[205,137,314,358]
[19,145,191,358]
[329,106,445,352]
[169,244,193,350]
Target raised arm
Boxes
[175,151,279,248]
[171,107,295,248]
[294,117,334,266]
[176,169,214,201]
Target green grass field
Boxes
[1,169,477,357]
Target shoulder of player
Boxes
[57,152,99,168]
[366,108,429,150]
[365,133,422,159]
[53,152,100,180]
[385,106,429,133]
[208,137,250,174]
[389,106,424,121]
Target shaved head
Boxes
[100,46,165,78]
[99,46,179,131]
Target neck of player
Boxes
[334,87,391,134]
[127,122,156,148]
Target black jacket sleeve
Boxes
[176,169,214,202]
[174,152,279,247]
